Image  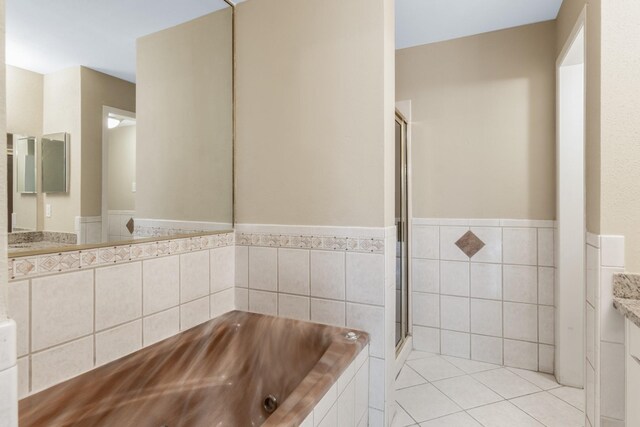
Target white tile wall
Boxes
[31,271,94,351]
[248,247,278,291]
[7,282,28,357]
[95,320,142,366]
[31,336,94,393]
[95,262,142,331]
[346,253,385,305]
[311,250,346,299]
[0,320,17,426]
[180,297,210,330]
[311,298,345,326]
[301,345,369,427]
[211,246,235,293]
[180,251,210,303]
[278,249,310,295]
[587,234,627,427]
[440,261,469,297]
[7,233,236,398]
[470,263,501,300]
[236,224,394,425]
[278,294,310,321]
[412,218,556,373]
[143,256,180,315]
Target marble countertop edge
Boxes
[613,297,640,329]
[612,273,640,328]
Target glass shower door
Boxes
[395,112,409,350]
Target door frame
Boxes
[555,6,587,388]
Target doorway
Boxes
[102,106,137,243]
[556,11,586,388]
[395,110,410,352]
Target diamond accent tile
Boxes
[131,245,145,259]
[157,241,170,256]
[60,253,81,270]
[39,255,61,272]
[99,248,116,263]
[14,258,36,276]
[455,230,486,258]
[125,218,135,234]
[115,246,130,262]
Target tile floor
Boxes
[393,351,585,427]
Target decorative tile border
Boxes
[235,232,385,254]
[133,218,233,238]
[412,218,556,228]
[10,232,235,281]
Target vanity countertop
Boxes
[613,273,640,328]
[9,241,76,253]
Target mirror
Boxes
[41,133,69,193]
[6,1,234,254]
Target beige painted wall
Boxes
[557,0,601,235]
[557,0,640,272]
[6,66,43,231]
[236,0,392,227]
[6,65,42,137]
[396,21,557,220]
[107,125,135,211]
[80,67,135,217]
[599,0,640,272]
[136,9,232,224]
[0,0,7,319]
[42,67,81,233]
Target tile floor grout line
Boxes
[547,387,586,412]
[395,400,420,426]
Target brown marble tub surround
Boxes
[613,273,640,328]
[19,311,369,427]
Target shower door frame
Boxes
[395,108,412,356]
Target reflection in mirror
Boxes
[8,133,38,234]
[41,133,69,193]
[15,136,36,194]
[6,0,234,254]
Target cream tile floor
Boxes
[393,351,585,427]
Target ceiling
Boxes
[6,0,230,82]
[396,0,563,50]
[7,0,563,82]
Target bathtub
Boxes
[19,311,369,426]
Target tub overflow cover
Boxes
[263,395,278,414]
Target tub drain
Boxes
[263,394,278,414]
